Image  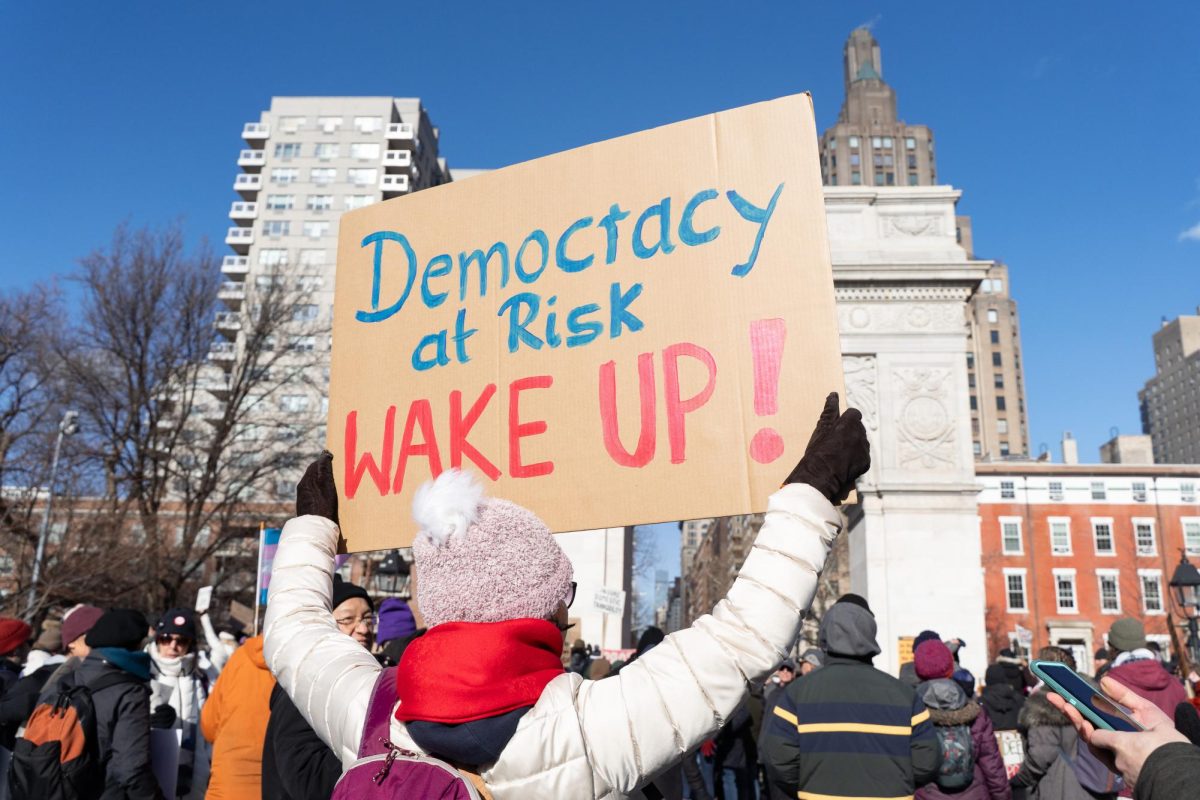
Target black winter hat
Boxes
[332,575,374,613]
[155,608,197,640]
[836,593,873,615]
[86,609,150,650]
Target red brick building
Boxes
[978,463,1200,674]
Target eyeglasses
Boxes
[565,581,578,609]
[156,634,192,647]
[335,614,375,629]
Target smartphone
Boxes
[1030,659,1145,733]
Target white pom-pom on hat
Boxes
[412,469,485,547]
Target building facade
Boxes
[1140,312,1200,463]
[978,463,1200,674]
[967,263,1031,458]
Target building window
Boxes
[905,137,916,149]
[886,172,895,185]
[828,138,837,150]
[1001,518,1023,554]
[1140,570,1164,614]
[289,335,317,351]
[990,330,1001,345]
[345,195,375,210]
[280,394,309,412]
[995,374,1005,389]
[851,171,861,185]
[850,154,861,166]
[968,373,976,389]
[1005,570,1027,612]
[973,441,982,456]
[1000,442,1011,456]
[1185,519,1200,555]
[1000,480,1015,499]
[967,354,975,369]
[310,168,337,185]
[292,304,319,322]
[350,142,381,160]
[317,115,343,132]
[296,275,324,291]
[996,396,1007,411]
[1135,520,1157,556]
[299,249,326,266]
[1092,519,1115,555]
[258,248,288,267]
[348,168,378,186]
[1132,482,1147,502]
[1048,481,1064,501]
[354,116,383,133]
[271,167,299,184]
[314,143,340,160]
[997,419,1008,435]
[992,352,1003,367]
[306,195,333,211]
[302,220,330,238]
[1091,481,1107,500]
[1054,570,1077,613]
[1097,571,1121,614]
[871,136,882,148]
[1182,482,1197,503]
[274,142,302,159]
[908,174,919,186]
[1050,519,1071,555]
[874,172,885,185]
[849,136,860,148]
[265,194,294,210]
[277,116,306,133]
[262,220,289,237]
[970,395,978,411]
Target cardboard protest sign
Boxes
[329,93,845,551]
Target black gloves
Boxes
[297,450,339,524]
[784,392,870,505]
[150,703,176,729]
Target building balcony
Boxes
[383,150,412,170]
[208,341,236,363]
[234,173,262,198]
[200,375,232,400]
[221,255,249,279]
[381,174,410,195]
[225,227,254,252]
[242,122,270,142]
[214,311,242,338]
[203,402,228,425]
[229,201,258,223]
[218,281,245,309]
[237,149,266,171]
[386,123,415,147]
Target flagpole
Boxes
[253,522,265,637]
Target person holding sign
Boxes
[264,392,868,799]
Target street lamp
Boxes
[1169,551,1200,666]
[25,410,79,617]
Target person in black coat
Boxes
[979,663,1024,731]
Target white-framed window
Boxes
[277,115,306,133]
[344,194,375,210]
[1185,518,1200,556]
[1050,517,1072,555]
[997,420,1009,434]
[905,137,916,149]
[303,220,330,238]
[299,249,326,267]
[1004,569,1028,612]
[274,142,302,159]
[1091,481,1107,500]
[350,142,381,160]
[296,275,324,291]
[314,143,340,160]
[258,248,288,267]
[1092,518,1115,556]
[354,115,383,133]
[310,167,337,185]
[265,193,294,210]
[262,220,289,237]
[1139,569,1165,614]
[1049,481,1064,501]
[1182,482,1197,503]
[1132,482,1148,502]
[1000,480,1016,499]
[1054,569,1078,613]
[1134,518,1157,556]
[348,167,377,186]
[1097,569,1121,614]
[987,309,999,323]
[288,336,317,352]
[1000,516,1023,555]
[292,303,319,322]
[306,195,333,211]
[255,275,284,290]
[271,167,299,184]
[317,115,343,133]
[849,136,860,148]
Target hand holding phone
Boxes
[1030,660,1144,733]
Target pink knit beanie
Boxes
[412,470,573,628]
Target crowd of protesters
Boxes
[0,394,1199,798]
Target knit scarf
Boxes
[149,643,209,799]
[394,618,565,724]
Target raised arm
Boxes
[262,453,381,765]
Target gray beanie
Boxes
[819,601,882,659]
[1108,618,1147,653]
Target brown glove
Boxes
[296,450,339,524]
[783,392,870,505]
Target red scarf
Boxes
[394,618,565,724]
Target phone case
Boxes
[1030,660,1130,733]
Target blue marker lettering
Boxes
[679,189,720,246]
[726,182,784,277]
[357,231,417,324]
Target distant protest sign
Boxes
[329,94,845,551]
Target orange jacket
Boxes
[201,635,276,800]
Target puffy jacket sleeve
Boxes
[971,710,1011,800]
[568,483,840,796]
[262,514,380,765]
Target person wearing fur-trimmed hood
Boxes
[264,392,869,799]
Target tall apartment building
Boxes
[820,29,1030,459]
[819,28,937,188]
[1140,312,1200,463]
[218,97,455,496]
[679,518,713,577]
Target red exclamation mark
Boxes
[749,318,787,464]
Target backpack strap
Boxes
[85,671,144,694]
[358,667,398,758]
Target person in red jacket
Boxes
[1103,619,1186,719]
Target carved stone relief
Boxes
[880,214,944,238]
[893,367,956,469]
[836,302,964,334]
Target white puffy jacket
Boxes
[264,483,840,799]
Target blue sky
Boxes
[3,2,1198,520]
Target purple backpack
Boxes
[330,667,482,800]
